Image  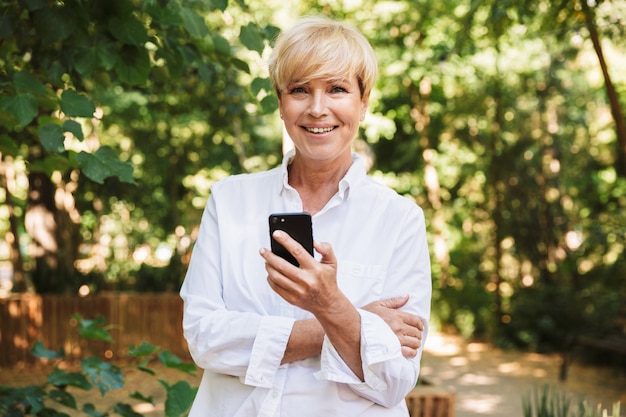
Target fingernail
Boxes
[273,230,283,238]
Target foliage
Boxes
[0,0,280,293]
[0,0,625,359]
[0,314,197,417]
[522,384,622,417]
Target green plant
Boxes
[0,314,197,417]
[522,384,622,417]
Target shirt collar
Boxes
[278,149,366,200]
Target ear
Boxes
[360,99,369,121]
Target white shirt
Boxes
[180,151,431,417]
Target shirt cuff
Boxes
[314,309,401,390]
[244,315,295,388]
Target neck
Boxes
[288,154,352,215]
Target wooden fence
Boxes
[0,293,190,368]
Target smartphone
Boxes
[269,212,314,267]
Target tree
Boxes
[0,0,278,293]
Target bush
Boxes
[0,314,197,417]
[522,384,622,417]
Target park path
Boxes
[421,332,626,417]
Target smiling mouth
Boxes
[304,126,336,134]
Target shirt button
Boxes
[272,390,279,398]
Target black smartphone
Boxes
[269,212,314,267]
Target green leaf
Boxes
[210,0,229,11]
[251,77,272,96]
[97,42,119,71]
[83,403,106,417]
[39,123,66,153]
[76,146,135,184]
[31,341,65,359]
[48,368,92,390]
[32,6,76,44]
[75,40,118,76]
[108,16,149,45]
[130,391,154,404]
[74,47,98,78]
[159,380,197,417]
[3,93,38,127]
[262,24,281,41]
[239,22,265,54]
[49,388,77,409]
[180,7,208,38]
[147,2,183,27]
[260,94,278,114]
[128,341,160,358]
[81,357,124,397]
[0,134,22,156]
[137,364,157,375]
[11,385,47,414]
[211,33,231,57]
[63,120,84,140]
[60,89,96,118]
[74,315,114,342]
[14,71,47,95]
[113,402,143,417]
[158,350,197,375]
[231,58,250,74]
[115,46,151,86]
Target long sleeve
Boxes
[180,194,295,388]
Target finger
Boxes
[260,246,298,275]
[416,317,425,331]
[401,333,422,351]
[395,310,424,331]
[378,294,410,310]
[401,346,418,359]
[272,230,315,267]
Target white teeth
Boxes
[306,127,334,133]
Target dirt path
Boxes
[1,331,624,416]
[422,332,626,417]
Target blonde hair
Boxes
[268,16,378,99]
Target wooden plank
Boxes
[405,386,456,417]
[1,293,190,367]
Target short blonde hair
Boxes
[268,16,378,99]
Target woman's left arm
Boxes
[322,205,431,407]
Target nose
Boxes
[308,90,328,118]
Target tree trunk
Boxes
[25,172,80,293]
[0,155,32,292]
[25,172,60,293]
[581,0,626,176]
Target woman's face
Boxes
[279,76,368,167]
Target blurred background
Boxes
[0,0,625,414]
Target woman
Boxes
[180,16,431,416]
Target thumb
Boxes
[314,241,337,266]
